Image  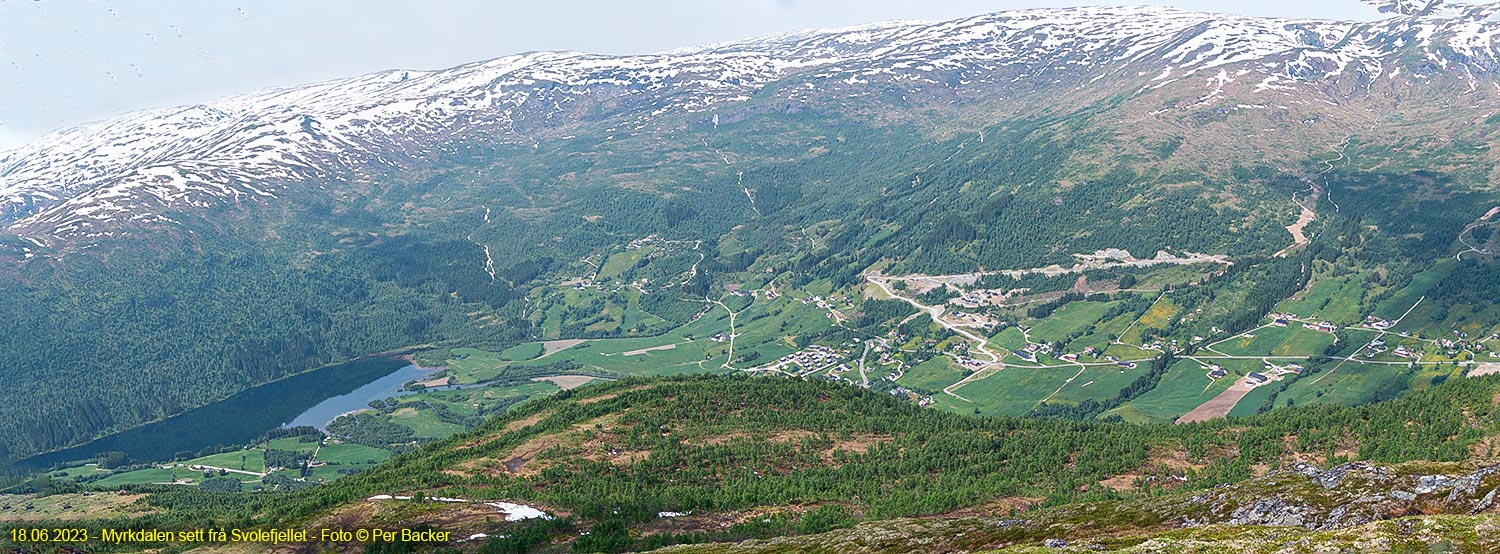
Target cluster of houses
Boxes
[1012,341,1045,362]
[889,386,935,407]
[1095,351,1137,369]
[801,294,851,322]
[1304,320,1338,333]
[1270,313,1337,333]
[1362,338,1473,361]
[1201,362,1300,383]
[1141,338,1178,351]
[955,356,990,370]
[1263,362,1304,376]
[766,344,847,374]
[1010,341,1082,363]
[561,235,708,293]
[1361,315,1397,330]
[1359,332,1494,361]
[625,234,665,250]
[951,289,1009,309]
[801,294,852,308]
[1436,331,1489,357]
[567,274,637,293]
[1362,337,1421,359]
[723,284,782,301]
[1007,341,1106,364]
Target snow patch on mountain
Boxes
[1363,0,1446,16]
[5,4,1500,241]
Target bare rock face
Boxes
[1362,0,1444,16]
[1446,464,1500,502]
[1228,496,1308,526]
[1478,487,1499,512]
[1188,462,1500,531]
[1293,461,1393,490]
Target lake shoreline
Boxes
[16,355,412,470]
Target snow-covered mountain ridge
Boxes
[5,3,1500,242]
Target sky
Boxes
[0,0,1390,149]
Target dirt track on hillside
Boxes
[1274,187,1320,258]
[1176,382,1254,424]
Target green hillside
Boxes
[4,374,1500,552]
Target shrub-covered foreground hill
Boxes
[6,373,1500,552]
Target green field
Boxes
[186,448,264,473]
[379,380,562,441]
[531,287,679,339]
[80,449,270,487]
[1210,325,1336,357]
[313,442,391,465]
[389,406,468,438]
[509,293,831,376]
[445,347,512,383]
[1103,342,1156,360]
[265,437,320,453]
[1046,364,1152,407]
[598,246,655,279]
[1024,301,1119,344]
[1278,273,1367,324]
[1228,382,1281,418]
[1281,362,1408,407]
[92,468,183,487]
[1105,358,1254,424]
[1071,309,1142,353]
[499,342,544,361]
[1119,296,1179,346]
[953,367,1080,417]
[1376,259,1456,321]
[987,327,1027,355]
[896,356,968,393]
[1408,364,1468,393]
[310,442,393,481]
[49,464,106,479]
[94,440,399,488]
[1398,296,1500,340]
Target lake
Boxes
[281,363,439,430]
[18,356,414,470]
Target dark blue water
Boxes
[18,356,410,470]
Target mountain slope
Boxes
[1,4,1499,465]
[5,4,1500,241]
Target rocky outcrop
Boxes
[1187,461,1500,531]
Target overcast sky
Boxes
[0,0,1389,148]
